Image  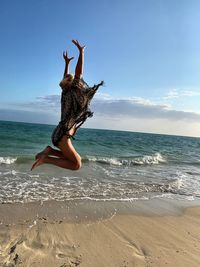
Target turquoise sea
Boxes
[0,120,200,203]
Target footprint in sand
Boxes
[57,253,82,267]
[59,255,81,266]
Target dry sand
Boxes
[0,202,200,267]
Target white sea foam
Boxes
[133,153,166,165]
[87,156,122,166]
[152,193,174,199]
[185,196,195,201]
[29,174,40,178]
[0,157,17,164]
[0,154,197,204]
[2,170,18,175]
[86,153,166,166]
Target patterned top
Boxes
[59,76,103,136]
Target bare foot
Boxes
[31,154,46,171]
[35,146,52,160]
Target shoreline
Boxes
[1,197,200,225]
[0,200,200,266]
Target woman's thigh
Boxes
[58,135,81,163]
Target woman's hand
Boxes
[63,51,74,63]
[72,39,86,52]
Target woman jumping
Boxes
[31,40,103,171]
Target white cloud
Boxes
[91,98,200,122]
[2,93,200,137]
[95,92,112,100]
[14,93,200,122]
[11,93,200,122]
[182,90,200,97]
[14,95,60,112]
[163,89,179,100]
[96,93,155,105]
[164,89,200,100]
[84,116,200,137]
[0,109,58,125]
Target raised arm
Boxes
[63,50,74,79]
[72,40,86,79]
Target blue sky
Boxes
[0,0,200,136]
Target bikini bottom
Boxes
[51,122,75,147]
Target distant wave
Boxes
[1,153,200,167]
[0,156,34,165]
[0,153,166,166]
[0,157,17,164]
[3,152,200,167]
[84,153,166,166]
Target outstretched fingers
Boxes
[72,40,86,51]
[63,50,74,63]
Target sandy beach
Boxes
[0,200,200,267]
[1,123,200,266]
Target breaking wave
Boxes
[85,153,166,166]
[0,153,166,166]
[0,157,17,165]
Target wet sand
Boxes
[0,200,200,267]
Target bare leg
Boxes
[35,125,76,160]
[39,155,79,170]
[35,146,65,160]
[58,135,81,164]
[31,135,81,171]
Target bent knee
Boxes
[72,158,82,170]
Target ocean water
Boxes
[0,120,200,204]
